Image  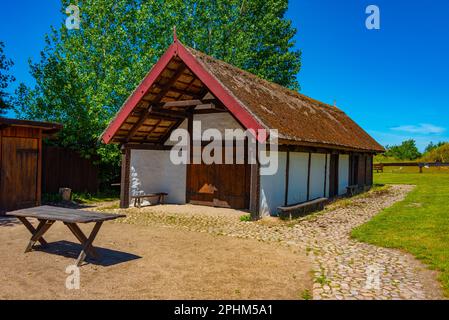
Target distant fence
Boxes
[374,162,449,173]
[42,146,99,194]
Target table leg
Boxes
[24,219,54,253]
[75,222,103,266]
[17,217,48,246]
[64,223,100,259]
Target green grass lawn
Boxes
[352,173,449,296]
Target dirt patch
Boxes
[0,219,312,299]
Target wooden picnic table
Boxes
[6,205,125,266]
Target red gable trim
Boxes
[101,41,265,144]
[101,43,178,144]
[176,43,266,141]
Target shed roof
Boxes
[0,117,62,135]
[101,40,384,153]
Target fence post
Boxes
[419,163,423,173]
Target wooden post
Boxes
[185,112,193,203]
[249,162,260,221]
[36,129,42,206]
[284,150,290,206]
[306,152,312,201]
[120,147,131,208]
[419,163,423,173]
[249,141,260,221]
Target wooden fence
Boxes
[374,162,449,173]
[42,146,99,194]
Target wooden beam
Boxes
[153,84,202,98]
[120,147,131,208]
[125,65,187,143]
[284,150,290,206]
[185,113,194,204]
[159,116,186,145]
[249,161,260,220]
[124,143,172,151]
[125,106,153,143]
[151,107,189,119]
[158,100,203,108]
[36,129,42,206]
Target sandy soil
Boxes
[0,216,312,300]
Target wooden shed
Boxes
[0,118,62,213]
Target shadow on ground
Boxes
[0,216,20,227]
[33,240,141,267]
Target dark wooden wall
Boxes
[0,126,42,212]
[42,146,99,194]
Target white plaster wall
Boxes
[309,153,327,200]
[259,151,287,216]
[130,150,186,204]
[338,154,350,195]
[165,112,243,146]
[287,152,309,205]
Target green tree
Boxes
[424,141,446,154]
[14,0,301,169]
[0,41,15,115]
[385,139,421,161]
[421,143,449,163]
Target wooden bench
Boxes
[277,197,328,220]
[373,163,384,173]
[132,193,168,208]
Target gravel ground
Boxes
[102,185,443,300]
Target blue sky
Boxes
[1,0,448,151]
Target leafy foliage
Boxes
[384,139,421,161]
[421,143,449,163]
[424,141,447,154]
[13,0,301,172]
[0,41,15,115]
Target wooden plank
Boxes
[124,143,172,151]
[75,221,103,266]
[120,148,131,208]
[36,129,42,206]
[24,220,54,252]
[151,107,189,119]
[185,113,193,203]
[284,150,290,206]
[6,205,125,223]
[17,216,48,246]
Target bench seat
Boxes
[132,193,168,208]
[277,197,328,220]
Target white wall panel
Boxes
[130,150,186,204]
[287,152,309,205]
[309,153,327,200]
[259,151,287,216]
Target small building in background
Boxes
[0,118,62,213]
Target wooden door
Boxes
[0,137,39,211]
[329,154,339,197]
[187,144,250,209]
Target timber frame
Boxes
[101,36,382,219]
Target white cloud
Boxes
[391,123,446,134]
